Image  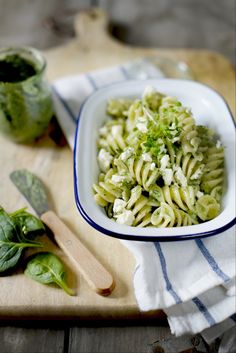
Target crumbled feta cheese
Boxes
[120,147,134,161]
[138,116,146,123]
[99,126,108,136]
[98,149,113,172]
[159,155,173,185]
[160,155,170,170]
[196,191,204,199]
[216,140,222,149]
[136,121,148,133]
[116,210,134,226]
[111,125,122,137]
[172,137,180,143]
[170,130,177,136]
[113,199,127,215]
[162,168,173,186]
[174,166,187,187]
[142,152,152,162]
[150,162,156,171]
[190,167,204,180]
[111,175,127,184]
[169,122,177,130]
[159,145,167,154]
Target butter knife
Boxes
[10,169,115,296]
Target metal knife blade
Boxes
[10,169,115,295]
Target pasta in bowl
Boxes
[74,79,236,241]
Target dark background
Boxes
[0,0,235,65]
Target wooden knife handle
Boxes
[41,210,115,296]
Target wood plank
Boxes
[0,326,65,353]
[68,324,208,353]
[69,325,173,353]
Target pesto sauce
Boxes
[0,54,37,83]
[0,51,53,143]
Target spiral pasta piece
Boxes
[196,195,220,221]
[151,203,175,227]
[173,208,198,226]
[123,186,151,226]
[93,168,123,206]
[149,185,195,211]
[179,115,200,155]
[174,150,205,184]
[121,158,159,191]
[107,98,133,118]
[111,186,153,227]
[98,123,127,154]
[151,202,198,227]
[201,146,224,200]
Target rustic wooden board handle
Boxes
[41,210,115,296]
[73,8,118,48]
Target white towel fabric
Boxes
[52,62,236,339]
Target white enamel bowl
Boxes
[74,79,236,241]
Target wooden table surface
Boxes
[0,8,235,353]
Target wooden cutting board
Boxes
[0,8,235,320]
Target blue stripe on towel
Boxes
[154,242,182,304]
[230,313,236,322]
[192,297,216,326]
[86,74,98,90]
[154,242,216,327]
[133,264,140,282]
[195,239,231,283]
[120,66,130,79]
[52,86,77,123]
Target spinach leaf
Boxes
[24,252,74,296]
[0,244,23,273]
[10,208,45,240]
[0,207,44,273]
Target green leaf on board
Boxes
[0,206,44,273]
[24,252,75,296]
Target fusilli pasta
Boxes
[93,87,224,228]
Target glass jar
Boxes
[0,47,54,143]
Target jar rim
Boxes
[0,46,46,85]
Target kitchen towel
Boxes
[52,62,236,338]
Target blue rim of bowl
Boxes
[73,79,236,242]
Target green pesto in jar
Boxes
[0,49,53,143]
[0,54,37,83]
